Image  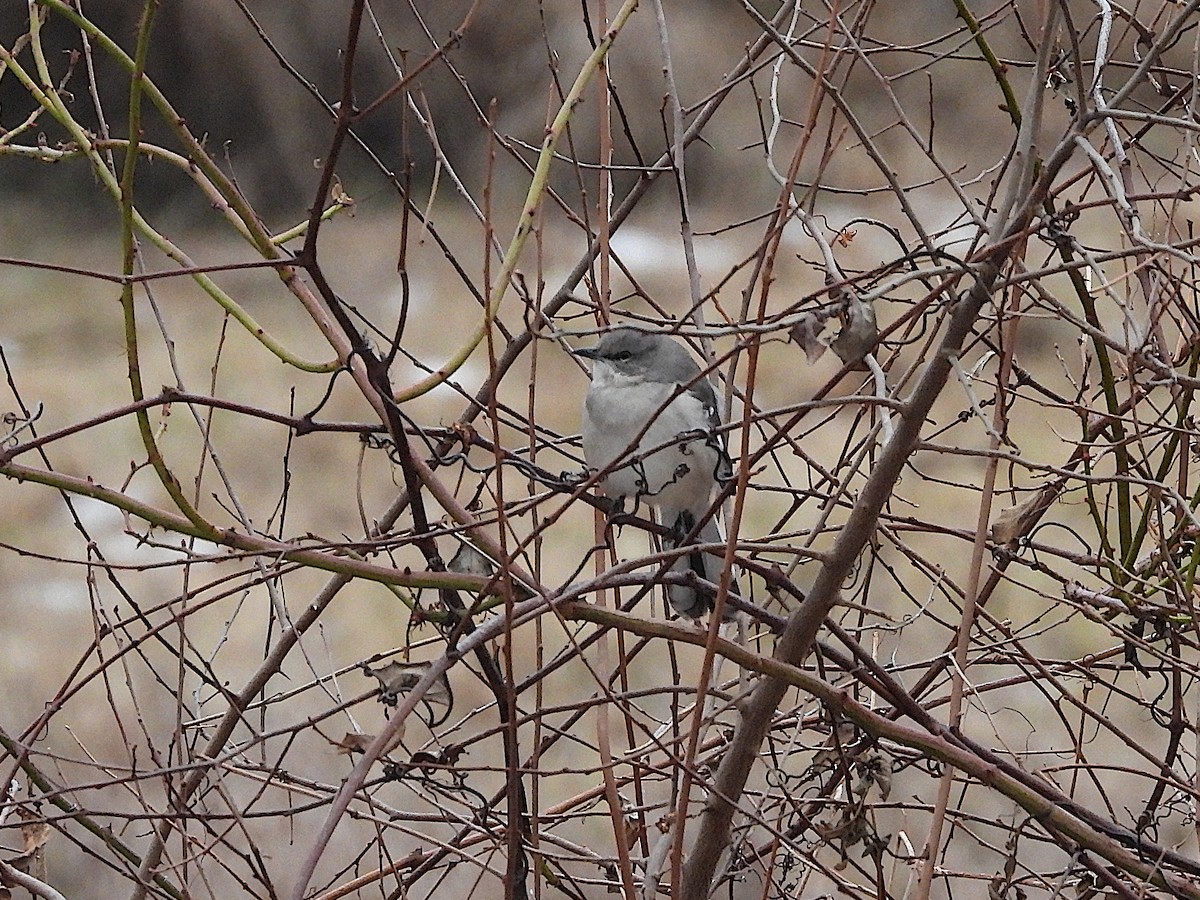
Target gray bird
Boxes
[573,327,738,618]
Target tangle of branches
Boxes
[4,1,1200,898]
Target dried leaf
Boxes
[16,806,50,855]
[447,542,494,577]
[789,312,829,363]
[989,495,1041,545]
[366,661,424,694]
[363,661,454,726]
[830,297,879,368]
[855,749,893,801]
[330,173,355,209]
[366,660,422,695]
[331,734,376,753]
[405,750,443,773]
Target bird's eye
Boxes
[614,351,631,361]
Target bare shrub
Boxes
[4,2,1200,898]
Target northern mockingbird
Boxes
[573,327,738,619]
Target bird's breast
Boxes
[582,381,718,509]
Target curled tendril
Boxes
[1,402,43,450]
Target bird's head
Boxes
[572,327,674,383]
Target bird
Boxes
[573,326,738,619]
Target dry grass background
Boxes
[4,1,1200,898]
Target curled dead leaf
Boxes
[16,806,49,855]
[362,661,454,726]
[989,495,1041,545]
[447,542,494,577]
[789,312,830,363]
[330,731,406,755]
[830,296,879,368]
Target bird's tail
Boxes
[663,508,739,620]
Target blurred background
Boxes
[4,1,1199,898]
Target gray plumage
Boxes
[574,327,737,618]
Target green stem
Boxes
[395,0,641,402]
[111,1,221,535]
[31,0,342,372]
[0,140,353,250]
[1047,218,1134,591]
[0,460,495,594]
[2,25,338,374]
[952,0,1022,129]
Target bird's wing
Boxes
[685,376,722,433]
[682,375,733,483]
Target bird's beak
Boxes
[572,345,600,360]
